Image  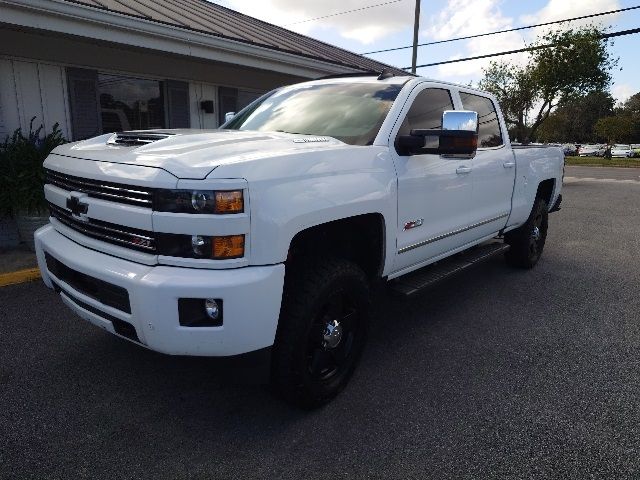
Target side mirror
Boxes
[224,112,236,123]
[442,110,478,132]
[396,110,479,158]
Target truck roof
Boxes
[305,73,492,96]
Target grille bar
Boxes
[49,202,156,253]
[45,169,153,207]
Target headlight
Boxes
[157,234,245,259]
[154,189,244,214]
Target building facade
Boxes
[0,0,401,246]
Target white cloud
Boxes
[422,0,527,81]
[521,0,620,36]
[217,0,414,45]
[424,0,622,84]
[612,83,635,103]
[425,0,511,40]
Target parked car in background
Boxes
[579,144,606,157]
[562,144,578,156]
[631,144,640,158]
[611,144,633,158]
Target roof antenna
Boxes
[377,69,395,80]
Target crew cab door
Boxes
[457,91,515,238]
[389,86,474,274]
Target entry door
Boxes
[390,86,474,274]
[458,91,515,239]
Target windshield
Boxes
[221,82,403,146]
[614,144,630,149]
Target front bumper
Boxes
[35,224,285,356]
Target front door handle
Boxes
[456,166,472,174]
[503,161,516,168]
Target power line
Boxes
[362,5,640,55]
[402,27,640,70]
[284,0,404,26]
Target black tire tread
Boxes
[271,257,369,408]
[504,197,548,269]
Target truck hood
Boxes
[51,129,348,179]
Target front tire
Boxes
[271,258,370,408]
[504,197,548,269]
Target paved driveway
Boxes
[1,168,639,479]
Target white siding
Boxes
[189,81,218,129]
[0,59,20,138]
[0,92,5,139]
[0,58,71,139]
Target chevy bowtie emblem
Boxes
[66,193,89,222]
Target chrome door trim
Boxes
[398,213,509,254]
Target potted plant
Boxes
[0,118,66,251]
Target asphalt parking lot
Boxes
[1,166,639,479]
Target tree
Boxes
[617,92,640,141]
[620,92,640,116]
[479,26,617,143]
[594,115,635,144]
[537,90,615,143]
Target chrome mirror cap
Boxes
[224,112,236,123]
[442,110,479,133]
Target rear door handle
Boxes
[456,166,472,174]
[503,161,516,168]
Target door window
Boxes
[397,88,454,136]
[459,92,502,148]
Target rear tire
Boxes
[271,258,369,409]
[504,197,548,269]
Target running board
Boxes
[390,241,509,296]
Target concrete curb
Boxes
[0,268,41,287]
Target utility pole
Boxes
[411,0,421,74]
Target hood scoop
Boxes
[107,131,177,146]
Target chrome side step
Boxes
[390,241,509,296]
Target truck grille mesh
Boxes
[48,202,156,253]
[45,169,153,208]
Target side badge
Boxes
[404,219,424,230]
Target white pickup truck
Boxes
[35,73,563,407]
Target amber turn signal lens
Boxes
[212,235,245,259]
[214,190,244,214]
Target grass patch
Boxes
[564,156,640,167]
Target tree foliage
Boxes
[537,91,615,143]
[479,26,617,143]
[0,118,66,216]
[594,115,635,144]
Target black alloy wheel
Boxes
[306,290,359,381]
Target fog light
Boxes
[204,298,220,320]
[178,298,223,327]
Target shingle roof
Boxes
[63,0,408,76]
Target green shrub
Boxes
[0,117,66,216]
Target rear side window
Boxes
[459,92,503,148]
[397,88,454,136]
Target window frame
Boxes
[392,85,455,156]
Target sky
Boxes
[212,0,640,104]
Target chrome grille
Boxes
[49,202,156,253]
[45,169,153,208]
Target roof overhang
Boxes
[0,0,363,78]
